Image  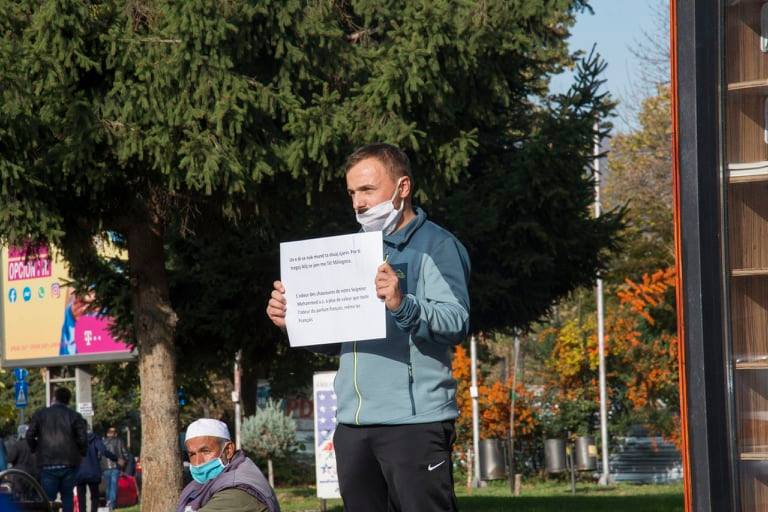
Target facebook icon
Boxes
[8,288,17,303]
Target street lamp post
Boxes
[470,335,481,487]
[594,124,610,486]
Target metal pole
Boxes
[234,350,243,450]
[594,123,610,486]
[568,443,576,495]
[508,335,520,493]
[470,335,481,487]
[44,368,51,407]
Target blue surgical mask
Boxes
[190,447,230,484]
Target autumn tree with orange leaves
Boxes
[532,267,679,446]
[452,345,538,466]
[448,80,678,468]
[538,315,601,437]
[448,270,680,473]
[609,267,680,446]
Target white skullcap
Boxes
[185,419,231,442]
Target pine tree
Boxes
[0,1,617,508]
[241,400,297,488]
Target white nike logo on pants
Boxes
[428,460,446,471]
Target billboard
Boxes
[0,244,134,367]
[313,371,340,500]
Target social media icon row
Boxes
[7,283,61,304]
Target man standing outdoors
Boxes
[26,387,88,512]
[176,418,280,512]
[267,143,470,511]
[76,428,117,512]
[102,425,128,510]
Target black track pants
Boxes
[333,421,458,512]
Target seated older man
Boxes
[176,419,279,512]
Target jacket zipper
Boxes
[408,361,416,416]
[353,341,362,425]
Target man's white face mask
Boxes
[355,177,404,235]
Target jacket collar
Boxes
[384,206,426,249]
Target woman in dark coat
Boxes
[75,431,116,512]
[5,424,38,502]
[6,425,36,478]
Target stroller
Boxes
[0,468,59,511]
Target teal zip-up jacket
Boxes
[333,207,470,425]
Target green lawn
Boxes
[453,480,684,512]
[273,480,684,512]
[119,480,684,511]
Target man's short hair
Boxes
[54,387,71,405]
[345,143,413,181]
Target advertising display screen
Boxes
[0,244,134,367]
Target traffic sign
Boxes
[14,381,29,408]
[13,368,28,381]
[178,387,187,407]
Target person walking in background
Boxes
[26,387,88,512]
[75,429,117,512]
[5,424,38,503]
[6,424,38,478]
[101,426,127,510]
[0,429,8,472]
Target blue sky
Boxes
[550,0,665,121]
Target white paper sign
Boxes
[281,232,385,347]
[314,371,340,499]
[77,402,94,417]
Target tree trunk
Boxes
[127,212,182,512]
[267,458,274,489]
[466,449,473,492]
